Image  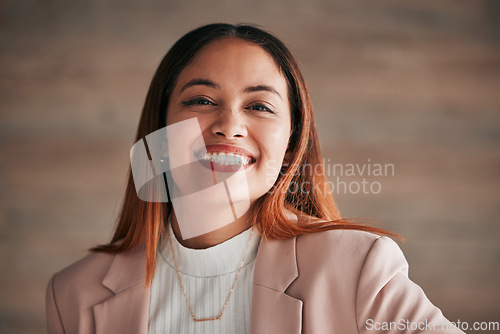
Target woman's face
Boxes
[165,37,291,215]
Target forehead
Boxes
[175,38,287,91]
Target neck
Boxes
[170,211,253,249]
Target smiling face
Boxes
[166,37,291,211]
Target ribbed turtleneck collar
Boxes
[159,223,261,277]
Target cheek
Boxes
[253,121,290,188]
[165,108,185,127]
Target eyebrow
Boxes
[244,85,282,99]
[180,78,282,99]
[180,78,219,93]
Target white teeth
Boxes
[218,153,226,164]
[196,151,252,166]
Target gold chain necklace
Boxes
[167,226,255,322]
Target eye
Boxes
[247,103,277,115]
[182,97,216,106]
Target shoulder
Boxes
[46,251,117,333]
[295,228,404,268]
[291,230,409,313]
[297,228,383,249]
[282,211,403,266]
[48,251,117,312]
[48,242,148,300]
[258,227,406,286]
[289,228,408,295]
[51,250,115,293]
[48,244,146,312]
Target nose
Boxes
[211,111,247,139]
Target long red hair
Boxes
[92,23,401,285]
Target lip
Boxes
[196,144,256,173]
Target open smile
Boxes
[195,144,256,172]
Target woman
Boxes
[46,23,463,334]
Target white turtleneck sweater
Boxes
[148,224,261,334]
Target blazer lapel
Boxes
[251,236,303,334]
[93,245,151,334]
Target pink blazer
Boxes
[46,229,463,333]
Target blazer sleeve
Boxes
[355,236,464,334]
[46,274,65,334]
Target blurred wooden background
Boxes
[0,0,499,332]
